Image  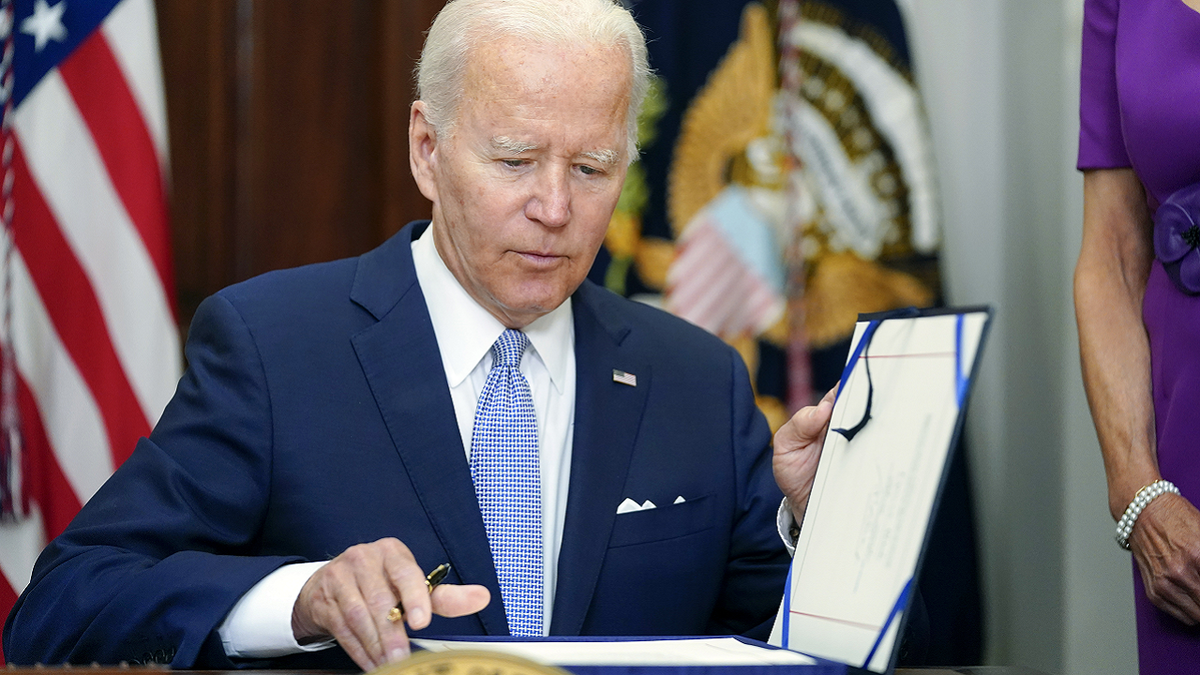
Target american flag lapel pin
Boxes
[612,369,637,387]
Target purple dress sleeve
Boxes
[1078,0,1131,171]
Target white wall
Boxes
[897,1,1137,673]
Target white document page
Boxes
[411,637,817,666]
[769,310,989,673]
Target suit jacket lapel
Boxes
[348,222,508,635]
[550,283,650,635]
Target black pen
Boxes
[387,563,451,623]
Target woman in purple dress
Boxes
[1075,0,1200,671]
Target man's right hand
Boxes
[291,538,490,671]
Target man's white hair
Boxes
[417,0,651,164]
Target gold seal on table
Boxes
[371,650,570,675]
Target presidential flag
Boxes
[0,0,179,658]
[593,0,981,664]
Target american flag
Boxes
[665,207,787,342]
[611,369,637,387]
[0,0,179,660]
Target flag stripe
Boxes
[9,241,116,505]
[700,283,747,334]
[667,224,724,286]
[679,261,742,324]
[0,504,43,628]
[671,240,742,319]
[101,0,169,164]
[665,230,730,310]
[667,220,785,337]
[667,224,742,309]
[14,71,180,425]
[58,30,173,306]
[19,372,85,540]
[12,142,145,470]
[0,572,16,622]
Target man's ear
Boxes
[409,101,439,204]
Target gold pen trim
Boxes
[387,563,452,623]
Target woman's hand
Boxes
[1130,493,1200,625]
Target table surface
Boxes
[0,662,1051,667]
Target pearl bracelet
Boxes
[1115,479,1181,550]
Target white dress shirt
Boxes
[219,225,576,657]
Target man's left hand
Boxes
[773,386,835,525]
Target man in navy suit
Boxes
[3,0,834,669]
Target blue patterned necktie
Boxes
[470,329,542,636]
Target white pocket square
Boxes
[616,498,657,514]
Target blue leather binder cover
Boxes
[415,636,847,674]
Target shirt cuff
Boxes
[776,497,798,556]
[219,560,336,658]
